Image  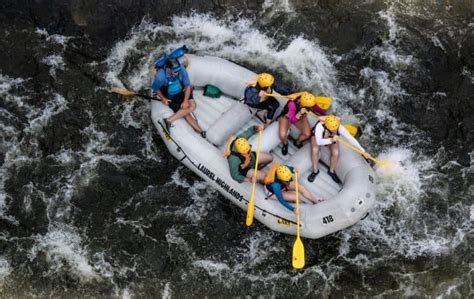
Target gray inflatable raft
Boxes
[150,55,376,239]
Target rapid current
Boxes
[0,0,472,297]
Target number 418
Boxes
[322,215,334,224]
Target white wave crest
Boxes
[30,225,98,281]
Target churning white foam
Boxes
[25,93,68,134]
[30,224,98,281]
[35,28,73,48]
[41,54,66,78]
[106,14,338,97]
[0,256,11,283]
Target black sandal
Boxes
[307,170,319,182]
[293,139,304,149]
[281,143,288,155]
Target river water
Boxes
[0,0,472,297]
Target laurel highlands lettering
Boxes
[197,163,245,201]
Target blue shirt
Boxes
[151,68,191,93]
[270,182,294,212]
[267,165,295,212]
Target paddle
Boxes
[265,93,332,110]
[338,138,392,167]
[110,87,156,100]
[245,129,263,227]
[292,170,305,269]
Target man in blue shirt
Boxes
[151,59,205,138]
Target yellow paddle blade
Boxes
[292,237,305,269]
[245,199,254,226]
[110,87,137,97]
[343,124,359,138]
[376,159,395,168]
[315,96,331,110]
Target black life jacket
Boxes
[244,84,272,106]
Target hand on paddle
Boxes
[161,97,171,105]
[251,175,257,184]
[254,125,264,131]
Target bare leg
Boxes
[279,117,290,145]
[294,118,311,144]
[258,152,273,168]
[183,114,204,133]
[167,100,196,122]
[289,181,320,203]
[270,191,297,202]
[310,136,320,173]
[329,142,340,173]
[245,169,267,184]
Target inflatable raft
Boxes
[150,55,376,239]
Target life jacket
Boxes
[244,83,272,106]
[264,164,291,192]
[224,136,253,174]
[281,98,303,118]
[311,121,340,138]
[165,72,184,96]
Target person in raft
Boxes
[278,92,327,155]
[243,73,292,126]
[224,125,273,184]
[264,164,321,214]
[152,59,206,138]
[308,115,371,183]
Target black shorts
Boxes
[168,91,194,113]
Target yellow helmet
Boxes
[325,115,340,131]
[300,92,316,108]
[257,73,274,88]
[276,165,292,182]
[234,138,250,154]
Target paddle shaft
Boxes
[338,138,385,165]
[245,130,262,227]
[295,171,300,237]
[136,93,156,100]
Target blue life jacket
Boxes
[167,75,184,96]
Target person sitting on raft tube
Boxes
[243,73,292,126]
[264,164,321,214]
[278,92,326,155]
[308,115,371,183]
[224,125,273,184]
[152,59,206,138]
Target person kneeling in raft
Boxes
[278,92,326,155]
[264,164,321,214]
[224,125,273,184]
[308,115,371,183]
